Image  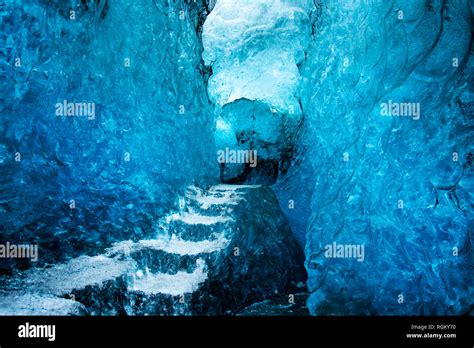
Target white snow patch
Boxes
[187,186,243,209]
[107,233,229,256]
[0,293,85,315]
[165,211,232,225]
[21,255,136,295]
[211,184,261,191]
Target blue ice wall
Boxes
[200,0,472,314]
[275,0,473,314]
[1,0,218,267]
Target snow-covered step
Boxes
[128,259,207,296]
[163,213,231,241]
[185,184,261,210]
[210,184,262,191]
[162,185,255,241]
[106,233,229,258]
[4,255,136,296]
[0,232,222,314]
[0,255,136,316]
[105,233,229,275]
[185,185,244,210]
[0,292,87,316]
[165,211,232,225]
[1,186,218,315]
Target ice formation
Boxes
[0,185,304,315]
[275,0,473,315]
[1,0,218,266]
[204,0,473,315]
[1,0,472,316]
[203,0,311,181]
[203,0,312,113]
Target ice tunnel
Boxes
[202,0,311,183]
[0,0,472,317]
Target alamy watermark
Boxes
[55,100,95,120]
[217,147,257,167]
[324,242,365,262]
[0,242,38,262]
[18,322,55,341]
[380,100,420,120]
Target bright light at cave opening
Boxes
[215,117,231,131]
[202,0,312,114]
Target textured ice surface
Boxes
[1,0,219,268]
[273,0,473,315]
[2,0,472,317]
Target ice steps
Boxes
[0,184,260,315]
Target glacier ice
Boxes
[274,0,473,315]
[0,185,304,315]
[1,0,219,270]
[213,99,300,182]
[203,0,473,315]
[203,0,309,181]
[203,0,312,113]
[1,0,473,317]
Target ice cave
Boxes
[0,0,472,316]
